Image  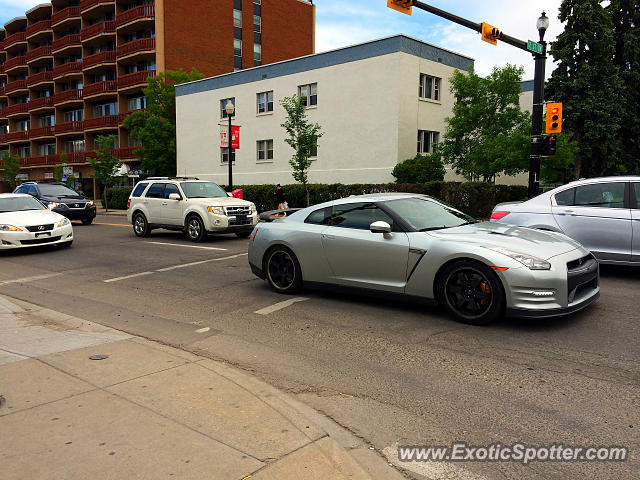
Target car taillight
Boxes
[127,199,131,209]
[491,211,510,220]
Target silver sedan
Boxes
[491,176,640,265]
[248,194,599,325]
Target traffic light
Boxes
[481,22,502,46]
[542,135,557,156]
[387,0,413,15]
[546,102,562,133]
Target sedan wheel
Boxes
[265,247,302,294]
[439,261,504,325]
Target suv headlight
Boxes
[489,247,551,270]
[48,202,60,208]
[207,206,225,215]
[0,225,24,232]
[88,201,94,206]
[57,218,70,227]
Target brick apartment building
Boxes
[0,0,315,196]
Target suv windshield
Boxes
[38,184,79,197]
[0,196,46,213]
[180,182,227,199]
[384,197,475,231]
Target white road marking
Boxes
[0,273,62,286]
[144,241,228,251]
[156,253,248,272]
[104,271,154,283]
[195,327,210,333]
[254,297,309,315]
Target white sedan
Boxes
[0,193,74,250]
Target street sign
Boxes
[527,40,543,55]
[63,166,73,175]
[62,174,67,181]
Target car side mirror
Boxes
[370,221,391,234]
[168,193,181,201]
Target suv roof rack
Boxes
[145,177,200,180]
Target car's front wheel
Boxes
[265,246,302,294]
[133,212,151,237]
[438,260,504,325]
[186,215,206,242]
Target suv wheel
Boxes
[133,212,151,237]
[186,215,206,242]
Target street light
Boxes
[537,11,550,40]
[225,99,235,190]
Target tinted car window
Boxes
[131,182,148,197]
[554,188,575,206]
[329,202,394,230]
[14,185,27,194]
[39,184,79,196]
[164,184,181,199]
[305,207,330,225]
[634,183,640,208]
[26,185,38,196]
[574,182,625,208]
[145,183,165,199]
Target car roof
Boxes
[333,193,427,204]
[0,193,32,198]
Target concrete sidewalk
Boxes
[95,206,127,217]
[0,295,403,480]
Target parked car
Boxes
[491,176,640,265]
[0,193,74,250]
[126,178,258,241]
[13,182,97,225]
[248,194,599,325]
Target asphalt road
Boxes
[1,215,638,480]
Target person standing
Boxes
[275,184,287,210]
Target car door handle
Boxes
[161,202,168,206]
[558,209,575,215]
[321,234,335,240]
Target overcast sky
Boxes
[1,0,564,79]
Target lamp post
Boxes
[225,99,235,190]
[528,11,550,199]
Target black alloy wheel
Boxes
[265,247,302,294]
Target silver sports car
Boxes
[491,176,640,265]
[248,194,599,325]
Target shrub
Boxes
[391,153,446,183]
[102,187,133,210]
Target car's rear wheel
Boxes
[265,246,302,294]
[186,215,206,242]
[133,212,151,237]
[438,260,504,325]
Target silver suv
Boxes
[126,178,258,241]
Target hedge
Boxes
[110,182,527,219]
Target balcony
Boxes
[29,96,55,111]
[85,115,119,130]
[117,70,155,90]
[116,5,155,28]
[0,108,5,119]
[26,46,53,62]
[81,21,115,41]
[51,7,81,27]
[0,86,5,96]
[113,146,140,159]
[55,120,84,135]
[29,126,55,139]
[20,154,60,167]
[66,151,89,163]
[83,80,117,98]
[3,55,27,72]
[26,71,54,87]
[5,103,29,117]
[5,79,28,94]
[52,34,81,53]
[0,133,6,144]
[82,50,116,70]
[54,89,83,105]
[26,20,52,39]
[6,130,29,143]
[3,32,27,49]
[80,0,115,12]
[116,38,155,58]
[52,61,83,78]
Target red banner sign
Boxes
[220,125,240,149]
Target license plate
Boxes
[236,215,247,222]
[35,232,51,238]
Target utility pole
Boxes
[387,1,551,198]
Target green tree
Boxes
[540,132,580,184]
[392,153,446,183]
[122,68,204,177]
[86,135,122,212]
[439,65,531,183]
[280,95,324,206]
[2,151,21,189]
[546,0,623,178]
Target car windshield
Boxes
[38,184,79,197]
[384,197,476,231]
[180,182,228,199]
[0,196,46,213]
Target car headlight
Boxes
[207,206,225,215]
[48,202,60,208]
[0,225,24,232]
[489,247,551,270]
[57,218,70,227]
[250,203,257,214]
[88,201,94,206]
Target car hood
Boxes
[0,209,64,227]
[186,197,254,206]
[42,194,89,203]
[426,221,583,260]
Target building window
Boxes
[64,109,84,122]
[256,139,273,161]
[253,0,261,4]
[234,38,242,57]
[128,95,147,111]
[221,149,232,163]
[17,145,31,158]
[309,143,317,157]
[233,9,242,28]
[38,114,55,127]
[65,139,85,153]
[417,130,440,154]
[253,15,261,33]
[39,142,56,155]
[220,98,236,118]
[257,91,273,114]
[254,43,261,62]
[94,102,118,117]
[298,83,317,107]
[419,74,441,101]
